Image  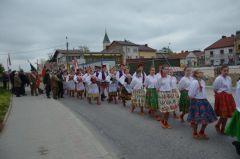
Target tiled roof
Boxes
[205,36,234,50]
[113,40,138,46]
[137,44,156,52]
[168,52,189,59]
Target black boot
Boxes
[232,141,240,155]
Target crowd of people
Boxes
[4,63,240,155]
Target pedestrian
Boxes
[98,65,109,101]
[36,74,44,94]
[43,69,51,98]
[157,66,178,129]
[213,65,236,134]
[119,67,132,107]
[130,70,146,114]
[116,64,125,100]
[178,67,193,122]
[144,66,158,116]
[57,71,64,98]
[14,72,22,97]
[68,75,75,97]
[29,70,38,96]
[51,72,59,99]
[225,78,240,155]
[187,69,217,139]
[19,70,29,96]
[169,68,180,119]
[106,67,118,104]
[10,71,16,94]
[86,69,100,105]
[76,75,85,99]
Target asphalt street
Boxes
[60,88,239,159]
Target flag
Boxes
[28,60,37,72]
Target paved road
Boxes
[0,92,116,159]
[60,88,239,159]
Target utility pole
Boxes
[66,36,69,70]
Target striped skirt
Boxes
[131,89,146,107]
[158,91,178,113]
[145,88,158,110]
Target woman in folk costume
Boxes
[130,70,146,114]
[86,68,100,105]
[144,66,158,115]
[106,67,118,104]
[98,65,109,101]
[119,67,133,106]
[116,64,125,99]
[68,74,75,97]
[187,70,217,139]
[213,65,236,134]
[225,78,240,156]
[132,63,147,79]
[157,66,178,129]
[178,67,193,122]
[82,67,91,98]
[169,68,180,119]
[155,64,163,80]
[76,74,85,99]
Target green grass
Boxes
[0,88,11,123]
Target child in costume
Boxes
[213,65,236,134]
[187,70,217,139]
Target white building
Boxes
[205,35,235,66]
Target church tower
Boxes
[103,30,110,50]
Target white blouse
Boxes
[132,72,146,82]
[236,80,240,112]
[178,76,193,91]
[188,79,207,99]
[170,76,178,90]
[130,76,144,90]
[82,73,89,83]
[116,70,125,81]
[157,75,172,91]
[98,71,109,82]
[155,72,162,80]
[213,75,232,94]
[144,75,158,88]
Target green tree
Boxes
[0,64,5,74]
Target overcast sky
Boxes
[0,0,240,71]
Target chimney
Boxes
[145,44,148,47]
[222,35,226,39]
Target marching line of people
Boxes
[9,63,239,155]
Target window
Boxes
[229,49,233,53]
[127,48,130,52]
[211,60,214,65]
[210,51,213,57]
[220,50,224,54]
[221,59,225,64]
[133,48,138,52]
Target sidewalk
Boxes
[0,92,115,159]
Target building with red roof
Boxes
[204,35,235,66]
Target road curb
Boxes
[0,94,13,132]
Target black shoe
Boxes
[232,141,240,155]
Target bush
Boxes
[0,88,11,123]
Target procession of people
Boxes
[5,63,240,155]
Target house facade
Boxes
[185,50,205,67]
[234,31,240,65]
[204,35,235,66]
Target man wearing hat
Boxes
[43,69,51,98]
[29,70,38,96]
[98,64,109,101]
[14,72,22,97]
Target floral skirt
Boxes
[158,91,178,113]
[120,88,132,100]
[214,92,236,118]
[131,89,146,107]
[225,111,240,141]
[179,90,190,113]
[145,88,158,110]
[187,99,217,124]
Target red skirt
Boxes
[214,92,236,118]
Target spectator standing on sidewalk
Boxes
[14,72,22,97]
[43,69,51,98]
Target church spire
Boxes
[103,29,110,50]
